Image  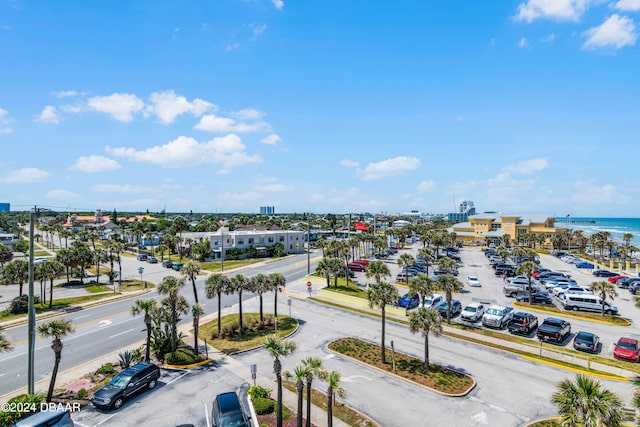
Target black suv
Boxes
[212,392,249,427]
[91,361,161,410]
[508,312,538,335]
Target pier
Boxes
[554,218,596,225]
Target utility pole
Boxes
[27,206,38,395]
[307,213,311,274]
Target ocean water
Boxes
[554,217,640,245]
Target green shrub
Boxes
[118,350,133,369]
[0,393,44,426]
[77,388,88,399]
[252,397,275,415]
[165,348,203,365]
[248,385,271,400]
[96,362,116,376]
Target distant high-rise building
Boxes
[0,203,9,212]
[447,200,476,222]
[260,206,275,215]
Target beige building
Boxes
[448,213,556,247]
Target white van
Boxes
[560,293,618,315]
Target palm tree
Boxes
[230,274,249,334]
[191,303,205,355]
[436,274,463,324]
[397,253,415,284]
[366,281,399,364]
[409,307,442,370]
[270,272,286,318]
[323,370,345,427]
[365,261,391,285]
[131,298,157,361]
[158,276,188,352]
[316,257,333,288]
[181,261,201,303]
[516,260,537,304]
[409,274,434,302]
[37,318,75,402]
[204,273,232,337]
[4,259,28,296]
[589,281,618,316]
[0,331,12,352]
[301,357,323,427]
[551,374,623,427]
[632,376,640,425]
[417,247,434,275]
[284,364,309,427]
[437,256,457,276]
[156,243,169,261]
[263,335,297,427]
[250,273,270,327]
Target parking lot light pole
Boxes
[307,213,311,274]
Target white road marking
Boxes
[204,402,210,427]
[323,354,335,360]
[94,412,117,426]
[98,320,112,328]
[342,375,372,383]
[108,328,135,339]
[470,411,488,424]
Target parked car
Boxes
[482,305,514,329]
[15,408,74,427]
[136,254,148,261]
[347,263,366,272]
[608,275,628,284]
[172,262,184,271]
[435,300,462,318]
[91,361,161,409]
[592,270,618,277]
[162,260,173,268]
[466,276,481,287]
[495,266,516,277]
[573,331,600,353]
[532,268,551,278]
[397,293,420,310]
[576,261,595,269]
[212,391,250,427]
[351,260,370,266]
[536,317,571,343]
[508,312,538,335]
[146,256,158,264]
[423,293,444,309]
[613,337,640,362]
[559,293,618,315]
[515,293,553,305]
[616,277,640,289]
[461,302,485,322]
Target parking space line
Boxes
[94,412,117,426]
[204,401,210,427]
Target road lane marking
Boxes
[109,328,135,339]
[204,402,210,427]
[98,320,112,328]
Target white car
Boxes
[423,293,444,309]
[466,276,481,287]
[461,302,485,322]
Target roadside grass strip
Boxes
[512,302,631,326]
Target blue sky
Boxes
[1,0,640,217]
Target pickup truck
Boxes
[536,317,571,343]
[481,305,514,329]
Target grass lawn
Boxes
[513,302,631,326]
[86,284,112,293]
[198,313,297,354]
[0,294,117,321]
[282,380,376,427]
[199,259,264,272]
[33,251,51,257]
[321,278,366,297]
[119,280,154,291]
[328,337,475,395]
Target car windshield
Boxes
[465,306,477,313]
[468,277,477,281]
[486,309,501,315]
[576,333,593,341]
[618,341,638,350]
[109,373,133,388]
[219,412,247,427]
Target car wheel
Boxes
[510,292,517,297]
[572,306,578,312]
[112,397,124,410]
[148,379,157,390]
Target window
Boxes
[268,237,274,243]
[237,238,244,245]
[279,236,284,242]
[248,238,254,244]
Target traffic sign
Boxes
[137,267,144,274]
[306,281,312,287]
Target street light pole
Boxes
[307,213,311,274]
[221,228,224,272]
[27,206,38,395]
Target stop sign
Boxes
[306,281,312,287]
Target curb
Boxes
[512,302,632,326]
[520,355,630,382]
[163,358,214,369]
[325,340,477,398]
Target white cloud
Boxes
[70,155,122,173]
[272,0,284,10]
[87,93,144,122]
[582,14,637,50]
[340,159,360,168]
[416,180,436,193]
[359,156,421,181]
[0,107,13,134]
[614,0,640,11]
[515,0,589,22]
[91,183,183,193]
[145,90,214,124]
[0,168,51,183]
[36,106,60,124]
[309,193,325,202]
[106,134,262,170]
[456,115,466,122]
[249,23,267,38]
[225,43,240,52]
[254,183,294,192]
[503,157,549,174]
[52,90,84,98]
[518,37,528,47]
[46,189,80,200]
[194,113,270,133]
[571,181,622,206]
[261,133,282,145]
[541,33,556,42]
[233,109,266,120]
[0,24,10,31]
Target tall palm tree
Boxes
[156,243,169,261]
[250,273,270,327]
[516,260,537,304]
[158,276,188,352]
[365,261,391,285]
[551,374,623,427]
[436,274,463,324]
[409,307,442,370]
[191,303,205,355]
[589,281,618,316]
[131,298,158,361]
[397,253,415,284]
[270,272,286,318]
[409,274,434,303]
[417,247,434,275]
[4,259,28,296]
[301,357,323,427]
[366,281,399,364]
[263,335,297,427]
[37,318,75,402]
[316,257,333,288]
[230,274,249,334]
[438,256,457,276]
[181,261,201,303]
[284,364,309,427]
[323,370,345,427]
[204,273,232,337]
[0,331,12,352]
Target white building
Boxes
[181,229,306,260]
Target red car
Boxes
[608,275,628,284]
[351,260,370,266]
[347,263,366,272]
[613,337,640,362]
